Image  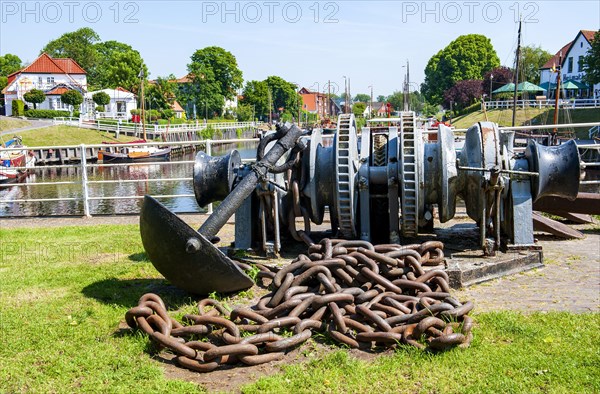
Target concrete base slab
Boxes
[430,221,545,289]
[445,250,544,288]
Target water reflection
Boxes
[0,140,258,217]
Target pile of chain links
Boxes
[125,239,474,373]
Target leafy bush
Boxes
[280,111,294,123]
[457,101,482,116]
[95,105,105,112]
[157,117,186,125]
[198,125,223,139]
[145,109,161,121]
[23,89,46,109]
[12,99,24,116]
[25,109,80,118]
[162,109,175,119]
[236,103,254,122]
[130,108,140,115]
[61,90,84,107]
[92,91,111,106]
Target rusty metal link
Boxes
[126,239,474,373]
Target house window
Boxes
[38,77,43,87]
[47,76,54,85]
[578,56,584,72]
[567,57,573,73]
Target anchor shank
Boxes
[198,123,304,238]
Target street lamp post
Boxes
[342,75,347,114]
[368,85,373,119]
[490,74,494,102]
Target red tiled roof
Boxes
[53,58,86,74]
[8,53,87,76]
[581,30,597,43]
[540,30,598,70]
[541,41,573,69]
[176,73,193,83]
[45,86,70,95]
[171,101,184,112]
[115,86,133,93]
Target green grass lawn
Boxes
[18,125,138,147]
[0,117,31,132]
[452,108,600,139]
[0,224,598,393]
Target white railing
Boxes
[54,117,265,136]
[485,98,600,110]
[53,117,81,126]
[0,138,259,217]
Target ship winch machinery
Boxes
[140,113,581,295]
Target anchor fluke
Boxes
[140,195,254,295]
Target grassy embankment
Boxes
[0,117,31,132]
[0,224,598,393]
[452,108,600,139]
[15,125,138,146]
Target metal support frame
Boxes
[358,127,371,241]
[387,126,400,243]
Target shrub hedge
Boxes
[12,99,25,116]
[24,109,80,118]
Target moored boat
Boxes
[98,140,171,163]
[0,136,36,183]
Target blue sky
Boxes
[1,1,599,97]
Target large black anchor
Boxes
[140,123,305,295]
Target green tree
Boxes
[146,75,177,112]
[0,54,21,107]
[385,91,424,113]
[241,80,270,119]
[483,66,514,97]
[376,95,386,102]
[354,93,370,102]
[0,77,7,106]
[92,91,111,106]
[41,28,100,75]
[23,89,46,109]
[264,76,300,116]
[422,34,500,105]
[236,103,254,121]
[92,40,147,92]
[352,102,366,117]
[98,50,147,94]
[386,91,404,110]
[61,90,83,114]
[583,31,600,85]
[520,45,552,84]
[185,46,243,118]
[0,54,22,76]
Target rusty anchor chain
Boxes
[125,239,474,373]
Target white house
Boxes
[2,53,87,115]
[539,30,598,99]
[84,87,137,119]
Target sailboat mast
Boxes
[553,53,562,137]
[140,71,146,141]
[511,19,522,127]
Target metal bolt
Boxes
[186,238,202,253]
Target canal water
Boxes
[0,141,258,217]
